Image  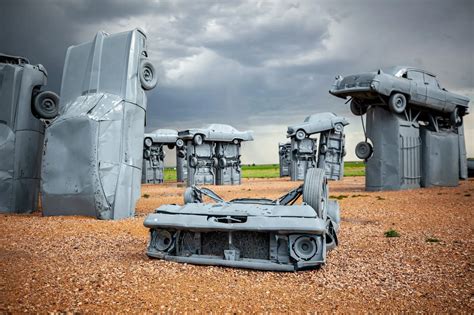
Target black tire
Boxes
[218,157,227,168]
[450,107,463,127]
[193,134,203,145]
[143,150,151,159]
[33,91,59,119]
[388,93,406,114]
[144,137,153,148]
[355,141,373,160]
[139,59,158,90]
[167,144,175,150]
[232,139,240,145]
[295,129,306,141]
[189,156,198,167]
[334,123,344,133]
[303,168,327,218]
[350,99,367,116]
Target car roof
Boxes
[383,66,436,77]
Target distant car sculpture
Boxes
[144,168,339,271]
[286,113,348,181]
[142,129,183,184]
[41,29,157,219]
[329,66,470,190]
[0,54,58,213]
[329,66,469,126]
[179,124,254,186]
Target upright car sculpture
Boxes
[144,168,340,271]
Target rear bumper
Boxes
[144,213,327,234]
[329,86,374,98]
[146,250,323,272]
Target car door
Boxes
[406,70,426,105]
[424,74,446,111]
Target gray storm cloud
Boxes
[1,0,473,164]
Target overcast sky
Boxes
[2,0,473,164]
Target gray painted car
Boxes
[329,66,470,126]
[179,124,254,145]
[287,112,349,141]
[144,168,340,271]
[143,129,183,149]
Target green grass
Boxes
[162,161,365,181]
[384,228,400,238]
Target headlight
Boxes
[370,80,379,90]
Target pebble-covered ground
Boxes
[1,177,473,312]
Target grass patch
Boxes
[161,161,366,181]
[142,194,150,198]
[426,237,440,243]
[384,228,400,238]
[351,194,368,198]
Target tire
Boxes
[143,150,151,159]
[303,168,328,218]
[295,129,306,141]
[139,59,158,90]
[193,134,203,146]
[450,107,463,127]
[355,141,373,160]
[176,138,184,148]
[232,139,240,145]
[144,137,153,148]
[334,123,344,133]
[177,150,186,158]
[320,144,328,154]
[33,91,59,119]
[388,93,406,114]
[167,144,175,150]
[189,156,198,167]
[218,157,227,168]
[350,99,367,116]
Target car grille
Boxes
[201,231,270,260]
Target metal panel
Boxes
[279,142,291,177]
[215,143,241,185]
[0,57,48,213]
[290,138,317,181]
[317,130,346,180]
[41,29,156,220]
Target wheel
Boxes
[176,138,184,148]
[295,129,306,141]
[232,139,240,145]
[33,91,59,119]
[193,134,203,145]
[320,144,328,154]
[450,107,463,127]
[143,150,151,159]
[139,59,158,90]
[177,150,186,158]
[334,123,344,133]
[355,141,373,160]
[303,168,328,218]
[144,137,153,148]
[350,99,367,116]
[218,157,227,168]
[189,156,198,167]
[388,93,406,114]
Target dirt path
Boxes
[1,177,473,312]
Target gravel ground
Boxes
[1,177,473,312]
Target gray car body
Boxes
[179,124,254,143]
[144,129,179,145]
[329,66,470,114]
[287,112,349,138]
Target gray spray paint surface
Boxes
[0,54,53,213]
[279,142,291,177]
[144,168,340,271]
[286,112,348,181]
[142,129,180,184]
[179,124,253,186]
[41,29,157,219]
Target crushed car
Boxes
[329,66,469,126]
[144,168,340,271]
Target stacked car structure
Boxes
[286,112,348,181]
[330,66,469,190]
[278,142,291,177]
[142,129,184,184]
[178,124,253,186]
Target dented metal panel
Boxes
[290,138,317,181]
[41,29,157,220]
[215,142,241,185]
[0,54,52,213]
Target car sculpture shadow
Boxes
[329,66,469,127]
[144,168,340,271]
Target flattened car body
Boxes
[144,168,340,271]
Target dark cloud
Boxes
[1,0,473,162]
